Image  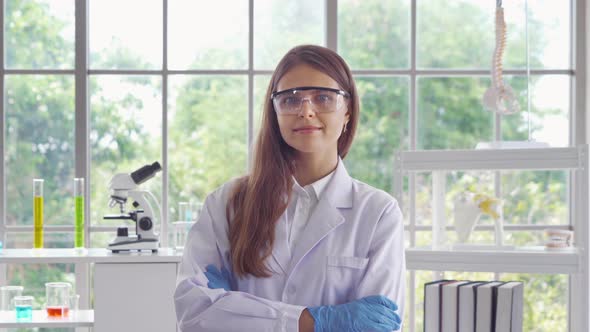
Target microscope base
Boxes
[108,238,159,253]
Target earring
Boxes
[343,122,348,133]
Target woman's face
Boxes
[274,64,350,157]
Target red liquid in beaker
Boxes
[47,306,69,317]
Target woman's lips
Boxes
[294,126,322,134]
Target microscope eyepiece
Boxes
[131,162,162,185]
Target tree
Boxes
[4,0,151,313]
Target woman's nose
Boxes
[298,99,316,118]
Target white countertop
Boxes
[0,248,183,264]
[406,245,580,273]
[0,310,93,328]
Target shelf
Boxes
[395,146,585,171]
[0,248,183,264]
[0,310,93,328]
[406,246,580,273]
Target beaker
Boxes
[191,201,203,222]
[0,285,24,311]
[33,179,44,249]
[45,282,71,317]
[178,202,191,222]
[14,296,33,321]
[74,178,85,249]
[172,221,193,250]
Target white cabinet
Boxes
[94,262,178,332]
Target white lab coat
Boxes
[174,160,405,331]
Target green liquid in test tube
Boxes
[74,178,85,248]
[33,179,44,249]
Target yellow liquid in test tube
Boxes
[33,179,44,249]
[34,196,43,248]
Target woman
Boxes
[174,45,405,332]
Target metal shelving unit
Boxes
[395,145,589,332]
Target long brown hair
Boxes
[227,45,360,278]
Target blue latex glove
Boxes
[204,264,232,291]
[308,295,401,332]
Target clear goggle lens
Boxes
[272,87,348,115]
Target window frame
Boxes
[0,0,586,330]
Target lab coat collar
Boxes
[322,157,353,209]
[272,158,354,276]
[291,161,336,202]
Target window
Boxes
[0,0,583,331]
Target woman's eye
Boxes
[315,94,332,103]
[282,97,300,106]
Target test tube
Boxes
[192,201,203,221]
[174,202,192,250]
[178,202,190,221]
[70,294,80,315]
[33,179,44,249]
[74,178,85,249]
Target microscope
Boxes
[104,162,162,253]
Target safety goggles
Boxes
[271,86,350,115]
